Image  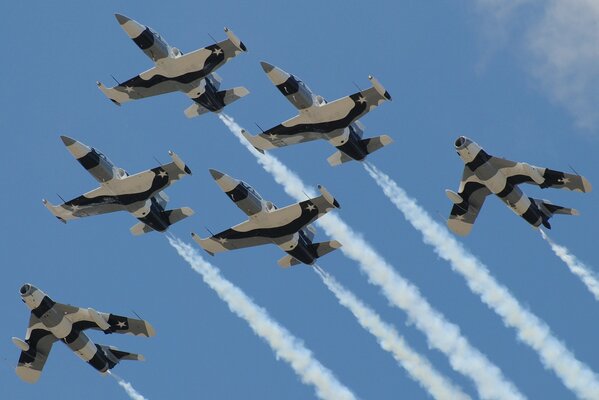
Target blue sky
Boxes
[2,1,599,399]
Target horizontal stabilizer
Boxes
[98,344,144,369]
[317,185,340,208]
[310,240,342,259]
[165,207,195,225]
[191,232,216,256]
[96,81,129,106]
[363,135,393,155]
[224,27,247,52]
[185,87,249,118]
[277,254,302,268]
[130,222,154,236]
[42,199,74,223]
[240,129,266,154]
[327,150,354,167]
[532,198,579,230]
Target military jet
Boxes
[241,62,393,166]
[446,136,592,235]
[13,284,155,383]
[97,14,248,117]
[43,136,193,235]
[192,169,342,267]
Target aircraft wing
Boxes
[488,157,592,192]
[44,153,191,222]
[15,314,58,383]
[52,303,156,337]
[447,167,491,236]
[194,186,340,255]
[245,82,390,151]
[98,31,246,106]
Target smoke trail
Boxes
[540,230,599,301]
[218,113,524,400]
[314,266,471,400]
[108,371,147,400]
[167,236,357,400]
[364,162,599,400]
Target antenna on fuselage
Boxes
[352,81,363,92]
[205,226,215,236]
[254,123,265,133]
[153,156,163,166]
[57,193,66,203]
[131,310,143,320]
[568,164,581,176]
[302,191,311,200]
[110,75,121,86]
[207,33,218,45]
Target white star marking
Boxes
[357,96,366,104]
[23,362,32,368]
[124,86,134,93]
[268,133,278,140]
[455,215,465,221]
[306,204,316,211]
[116,321,127,328]
[213,48,223,55]
[71,204,80,211]
[560,177,570,184]
[158,170,168,178]
[219,237,228,244]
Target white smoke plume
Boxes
[108,371,147,400]
[218,113,524,400]
[168,236,357,400]
[314,266,471,400]
[364,162,599,400]
[540,230,599,301]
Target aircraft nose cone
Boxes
[261,62,290,85]
[115,13,145,38]
[209,169,240,192]
[20,284,31,296]
[114,13,131,25]
[61,136,91,159]
[60,135,76,147]
[260,61,275,73]
[209,169,225,181]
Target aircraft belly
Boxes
[66,334,97,362]
[45,316,72,339]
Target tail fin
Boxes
[184,87,249,118]
[310,240,342,259]
[327,135,393,166]
[130,207,194,236]
[532,198,579,229]
[97,344,144,370]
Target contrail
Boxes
[167,236,357,400]
[219,113,524,400]
[540,230,599,302]
[108,371,147,400]
[314,266,471,400]
[363,162,599,400]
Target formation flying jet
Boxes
[43,136,193,235]
[241,62,393,166]
[446,136,592,235]
[97,14,248,118]
[13,284,155,383]
[192,169,342,267]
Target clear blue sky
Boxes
[2,1,598,399]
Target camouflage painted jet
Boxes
[446,136,592,235]
[241,62,393,166]
[97,14,248,117]
[192,169,342,267]
[13,284,155,383]
[43,136,193,235]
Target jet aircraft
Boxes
[13,284,155,383]
[446,136,592,235]
[192,169,342,267]
[241,62,392,166]
[97,14,248,117]
[43,136,193,235]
